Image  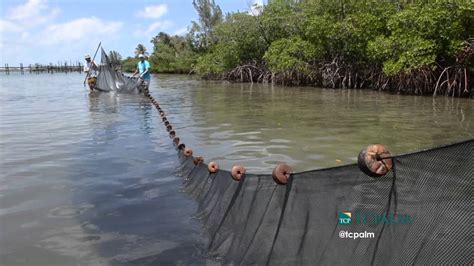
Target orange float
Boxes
[208,162,219,173]
[272,164,293,185]
[231,165,246,181]
[357,144,393,177]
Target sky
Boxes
[0,0,264,66]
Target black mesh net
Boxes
[178,139,473,265]
[95,48,141,92]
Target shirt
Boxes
[137,60,151,80]
[84,61,98,78]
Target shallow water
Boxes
[0,73,472,265]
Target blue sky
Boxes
[0,0,264,65]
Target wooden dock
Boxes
[1,62,83,75]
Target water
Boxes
[0,73,472,265]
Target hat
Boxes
[138,54,145,58]
[85,54,91,59]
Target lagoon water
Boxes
[1,73,473,265]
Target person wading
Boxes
[83,55,99,90]
[132,54,151,93]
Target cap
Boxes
[138,54,145,58]
[85,54,91,59]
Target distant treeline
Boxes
[124,0,473,97]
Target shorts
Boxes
[87,77,97,88]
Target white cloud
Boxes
[0,20,24,33]
[135,20,173,37]
[6,0,60,28]
[40,17,123,45]
[137,4,168,19]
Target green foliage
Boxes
[194,12,269,75]
[368,2,468,75]
[148,32,197,73]
[129,0,472,82]
[122,57,139,73]
[264,37,318,74]
[190,0,223,51]
[260,0,305,43]
[194,50,227,75]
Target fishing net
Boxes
[178,139,473,265]
[95,48,141,92]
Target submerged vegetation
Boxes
[125,0,473,97]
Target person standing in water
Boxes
[132,54,151,93]
[83,54,99,90]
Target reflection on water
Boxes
[0,73,472,265]
[154,78,473,172]
[0,74,208,265]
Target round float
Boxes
[231,165,246,181]
[272,164,293,185]
[184,148,193,157]
[169,130,176,138]
[357,144,393,177]
[173,137,180,145]
[194,156,204,165]
[208,162,219,173]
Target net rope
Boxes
[92,49,473,264]
[147,90,472,265]
[176,140,472,265]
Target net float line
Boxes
[145,92,396,184]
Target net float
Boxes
[208,162,219,173]
[357,144,393,177]
[272,164,293,185]
[169,130,176,138]
[173,137,180,145]
[231,165,246,181]
[194,156,204,165]
[177,143,186,150]
[184,148,193,157]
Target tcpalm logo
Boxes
[339,212,352,225]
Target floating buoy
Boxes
[169,130,176,138]
[184,148,193,157]
[231,165,246,181]
[208,162,219,173]
[166,125,173,132]
[162,117,167,122]
[177,143,185,150]
[194,156,204,165]
[164,121,170,126]
[357,144,393,177]
[272,164,292,185]
[173,137,180,145]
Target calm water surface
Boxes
[0,73,472,265]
